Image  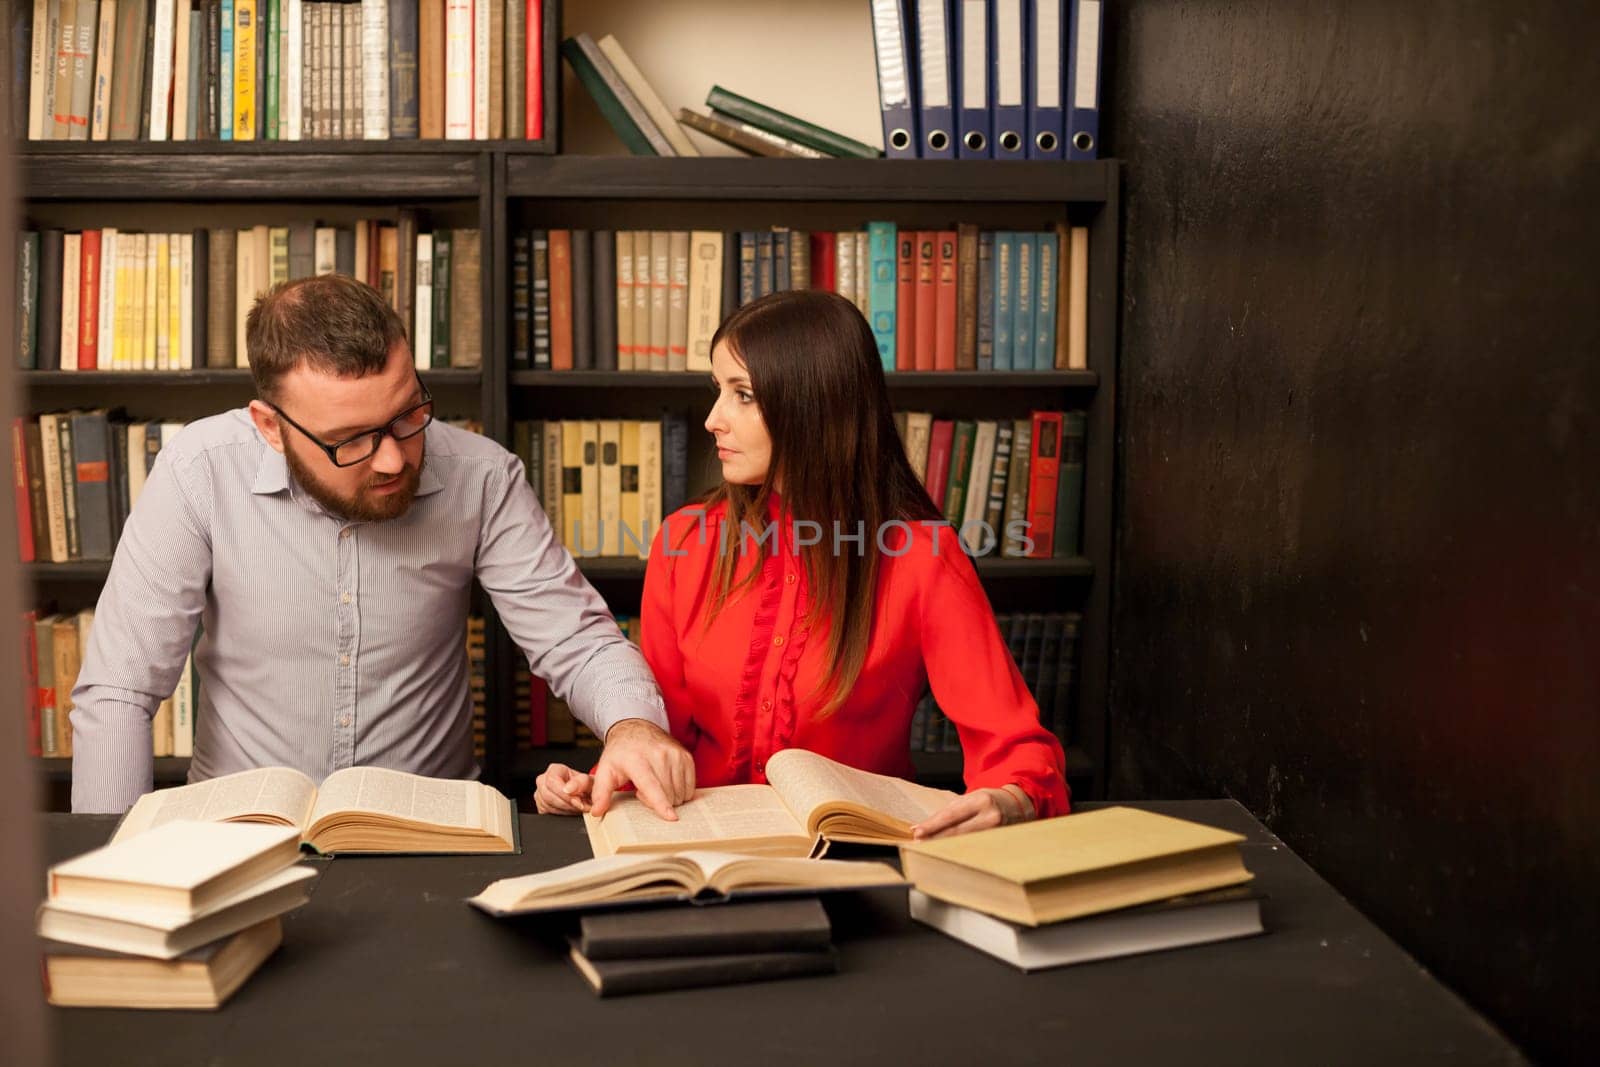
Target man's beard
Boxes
[285,446,424,522]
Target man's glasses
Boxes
[270,379,434,468]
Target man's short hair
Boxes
[246,274,408,402]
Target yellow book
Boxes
[154,233,170,369]
[269,226,290,286]
[899,807,1254,927]
[560,422,582,554]
[233,1,257,141]
[598,421,621,556]
[132,233,151,370]
[151,696,174,758]
[637,420,662,560]
[579,421,600,556]
[171,233,186,368]
[114,234,133,370]
[619,421,641,557]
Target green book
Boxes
[560,35,660,156]
[705,85,881,159]
[431,231,452,369]
[264,0,279,139]
[1053,412,1087,557]
[943,419,978,527]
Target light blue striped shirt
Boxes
[70,409,665,813]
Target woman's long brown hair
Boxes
[699,289,942,715]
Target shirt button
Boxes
[341,592,352,604]
[773,634,784,647]
[340,529,351,539]
[340,654,350,666]
[785,574,796,585]
[340,716,351,728]
[760,699,772,712]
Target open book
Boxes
[468,850,905,916]
[110,766,519,855]
[583,749,959,858]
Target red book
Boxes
[923,419,955,511]
[11,418,33,563]
[528,675,549,747]
[914,231,937,371]
[810,232,836,292]
[933,230,958,371]
[895,232,916,371]
[78,230,100,371]
[549,230,573,370]
[22,610,40,758]
[526,0,543,138]
[1027,411,1064,558]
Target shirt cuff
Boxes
[583,685,669,742]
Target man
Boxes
[71,274,693,818]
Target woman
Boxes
[536,289,1068,836]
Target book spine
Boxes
[78,229,100,370]
[531,230,550,369]
[1026,411,1063,558]
[220,0,234,139]
[448,228,481,367]
[1001,417,1033,557]
[431,229,451,367]
[912,231,935,372]
[34,227,61,369]
[361,0,387,138]
[569,228,593,371]
[665,231,689,373]
[1033,230,1058,370]
[69,411,113,560]
[934,230,958,371]
[992,232,1014,370]
[1053,411,1086,557]
[976,230,995,371]
[413,231,433,366]
[956,223,979,370]
[561,33,666,155]
[67,0,97,141]
[17,231,39,369]
[550,230,574,371]
[443,0,470,138]
[705,84,880,158]
[685,230,721,374]
[1012,232,1036,372]
[866,221,896,372]
[11,419,35,563]
[389,0,419,138]
[894,231,915,371]
[647,231,669,371]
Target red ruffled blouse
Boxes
[640,498,1070,818]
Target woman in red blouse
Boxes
[536,289,1068,835]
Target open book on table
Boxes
[468,850,906,917]
[583,748,960,859]
[110,766,520,855]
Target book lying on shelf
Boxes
[899,807,1255,926]
[582,749,959,858]
[42,916,284,1010]
[910,886,1265,971]
[109,766,520,855]
[50,821,303,917]
[704,85,881,159]
[567,942,838,998]
[575,897,833,960]
[468,850,903,917]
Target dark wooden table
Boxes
[39,800,1524,1066]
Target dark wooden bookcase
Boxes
[19,150,1120,807]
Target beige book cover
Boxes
[614,230,635,370]
[109,765,519,856]
[647,231,670,371]
[595,34,700,157]
[151,696,174,757]
[1066,225,1089,370]
[598,420,622,556]
[560,421,583,553]
[449,228,482,367]
[631,231,652,371]
[60,234,81,371]
[900,807,1254,927]
[637,420,662,560]
[43,915,285,1008]
[578,420,600,556]
[685,230,722,372]
[50,821,303,917]
[666,231,690,372]
[584,749,957,859]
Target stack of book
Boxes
[37,820,318,1009]
[470,851,906,997]
[899,807,1265,971]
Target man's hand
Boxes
[590,719,695,821]
[910,786,1035,840]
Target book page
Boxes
[111,767,318,843]
[588,785,807,851]
[308,767,485,830]
[766,749,958,835]
[469,855,699,914]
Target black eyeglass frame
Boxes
[269,374,434,468]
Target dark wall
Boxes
[1104,2,1598,1062]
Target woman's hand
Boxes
[910,785,1035,840]
[533,763,595,815]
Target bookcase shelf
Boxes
[18,145,1120,805]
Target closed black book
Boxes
[334,228,355,276]
[721,231,740,315]
[109,421,129,543]
[37,229,64,371]
[578,898,832,961]
[661,410,688,515]
[192,228,209,361]
[18,231,39,369]
[510,232,531,367]
[389,0,420,139]
[10,7,28,139]
[570,229,593,370]
[590,230,615,371]
[568,943,837,998]
[205,0,220,139]
[431,230,451,368]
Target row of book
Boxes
[510,613,646,751]
[15,222,484,372]
[22,605,198,759]
[911,610,1080,752]
[39,821,317,1009]
[898,409,1086,559]
[868,1,1104,161]
[22,0,547,143]
[513,222,1089,375]
[510,417,691,562]
[563,31,878,161]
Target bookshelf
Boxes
[18,149,1119,807]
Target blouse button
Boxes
[773,634,785,647]
[760,699,772,712]
[785,573,796,585]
